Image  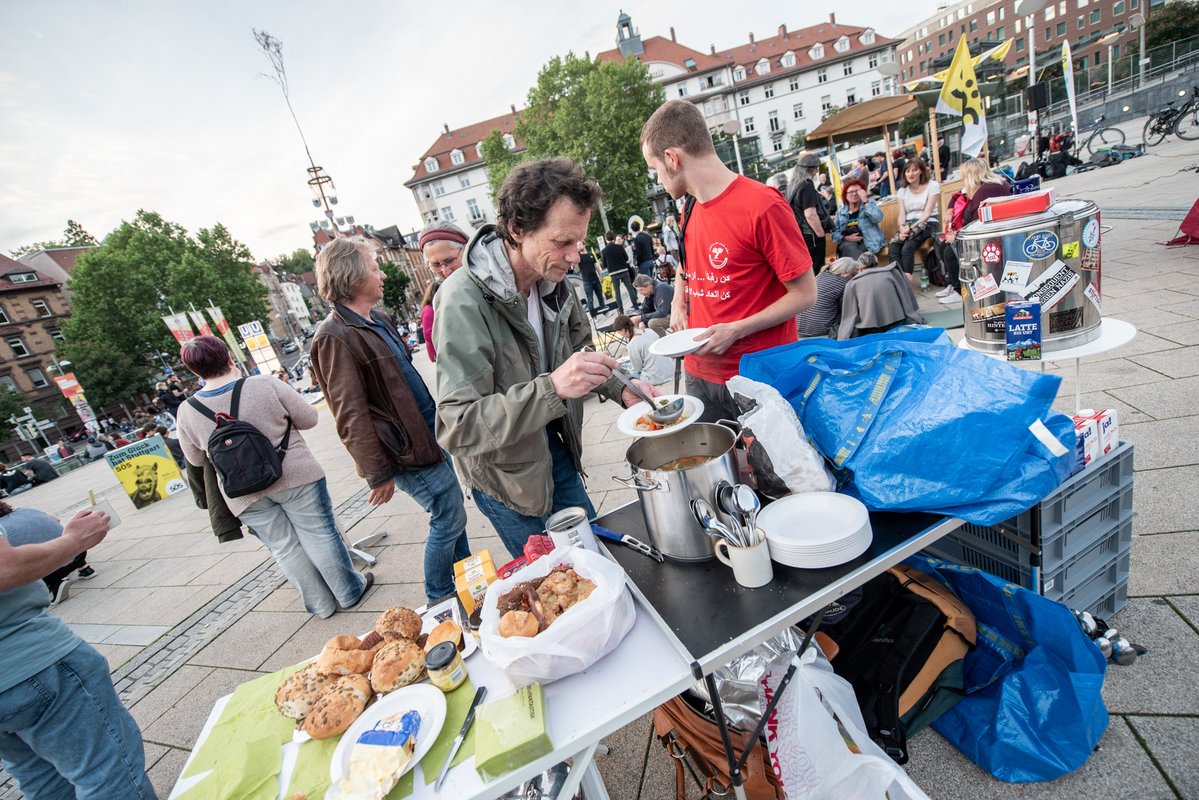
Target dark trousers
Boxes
[684,372,741,424]
[609,270,638,313]
[43,552,86,597]
[887,221,939,274]
[934,240,961,291]
[803,233,825,275]
[582,278,604,314]
[837,240,868,259]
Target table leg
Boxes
[1074,357,1082,412]
[555,743,601,800]
[704,672,748,800]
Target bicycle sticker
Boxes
[1062,241,1080,259]
[1022,230,1059,260]
[1082,219,1100,248]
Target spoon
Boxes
[692,498,742,546]
[714,482,749,544]
[734,484,762,545]
[582,346,686,424]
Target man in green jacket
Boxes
[434,157,655,557]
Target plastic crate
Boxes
[1058,542,1132,618]
[1041,512,1132,603]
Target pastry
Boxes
[424,620,463,653]
[499,610,540,638]
[370,639,426,694]
[316,635,376,676]
[375,607,422,640]
[303,674,372,740]
[274,663,334,720]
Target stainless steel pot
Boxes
[615,422,739,562]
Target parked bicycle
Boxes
[1082,115,1125,156]
[1144,87,1199,145]
[1172,85,1199,141]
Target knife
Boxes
[592,524,665,563]
[433,685,487,792]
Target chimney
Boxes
[443,123,450,134]
[749,32,755,44]
[584,50,590,60]
[669,26,676,42]
[510,103,517,115]
[710,44,716,55]
[778,23,787,38]
[829,12,836,24]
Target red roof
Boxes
[0,253,60,293]
[718,24,895,82]
[597,35,725,72]
[407,110,523,185]
[21,246,92,273]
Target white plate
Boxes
[770,531,872,569]
[759,492,871,549]
[329,683,447,787]
[615,395,705,438]
[421,598,478,660]
[649,327,711,358]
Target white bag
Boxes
[759,645,931,800]
[479,547,635,688]
[726,376,835,496]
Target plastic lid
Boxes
[426,641,457,670]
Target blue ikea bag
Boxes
[904,555,1109,782]
[738,328,1075,526]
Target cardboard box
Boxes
[474,684,553,781]
[1005,301,1043,361]
[454,550,497,616]
[1072,415,1099,468]
[979,187,1057,223]
[1092,409,1119,456]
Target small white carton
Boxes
[1073,415,1099,468]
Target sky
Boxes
[1,0,929,263]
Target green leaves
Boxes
[8,219,98,257]
[378,262,411,315]
[59,210,268,406]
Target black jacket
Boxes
[185,457,243,543]
[21,458,58,484]
[601,243,631,274]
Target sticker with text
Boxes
[981,241,1003,265]
[998,261,1033,293]
[1080,247,1100,271]
[1084,283,1102,311]
[1082,218,1100,248]
[1022,230,1059,260]
[970,273,1001,301]
[1021,260,1079,310]
[970,301,1008,322]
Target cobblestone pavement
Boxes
[3,121,1198,799]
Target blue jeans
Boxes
[471,434,596,558]
[0,643,154,799]
[239,478,367,618]
[392,455,470,602]
[637,259,656,277]
[582,278,604,314]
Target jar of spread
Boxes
[426,641,467,692]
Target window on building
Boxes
[459,174,470,188]
[677,84,688,97]
[781,52,796,68]
[970,19,978,31]
[987,10,996,24]
[1078,0,1088,5]
[0,307,8,325]
[1090,8,1100,22]
[703,99,714,116]
[1096,48,1103,63]
[502,133,515,149]
[840,62,851,76]
[441,207,455,221]
[450,149,464,165]
[835,36,850,53]
[1113,0,1124,12]
[31,299,50,317]
[433,181,446,196]
[948,28,954,40]
[764,83,775,99]
[772,139,784,153]
[768,110,780,132]
[869,53,880,68]
[997,26,1005,38]
[48,327,63,341]
[793,102,804,119]
[1130,0,1138,8]
[789,76,799,91]
[821,95,832,111]
[1056,21,1066,35]
[810,43,825,59]
[6,336,29,358]
[475,142,484,157]
[756,58,771,75]
[1046,26,1052,39]
[862,30,876,45]
[847,90,857,105]
[739,90,751,106]
[25,368,48,389]
[421,186,432,199]
[920,60,927,72]
[1045,5,1055,19]
[1079,55,1089,69]
[0,374,15,393]
[423,157,438,172]
[7,273,37,285]
[1078,16,1085,28]
[425,210,439,223]
[939,33,946,45]
[871,80,882,96]
[1059,0,1066,12]
[744,116,756,133]
[733,66,745,81]
[1000,6,1005,18]
[1016,18,1022,32]
[466,198,482,221]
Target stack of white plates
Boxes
[756,492,873,569]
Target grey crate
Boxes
[1058,542,1132,618]
[1041,513,1132,603]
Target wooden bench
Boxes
[822,179,963,268]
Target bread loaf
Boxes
[303,674,372,740]
[316,635,376,676]
[370,639,425,694]
[375,607,422,640]
[274,663,334,720]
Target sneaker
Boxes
[938,294,962,305]
[935,287,953,298]
[77,565,96,580]
[50,578,71,606]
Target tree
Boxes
[480,129,525,207]
[59,210,268,405]
[276,248,315,274]
[1145,1,1199,50]
[9,219,99,258]
[484,53,665,238]
[821,104,846,122]
[378,262,412,317]
[900,108,926,139]
[0,387,23,423]
[789,129,808,152]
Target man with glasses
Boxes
[419,221,469,279]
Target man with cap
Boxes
[640,100,816,423]
[419,221,470,280]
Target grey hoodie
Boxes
[432,225,622,517]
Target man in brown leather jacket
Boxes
[310,238,470,603]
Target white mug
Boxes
[713,534,773,588]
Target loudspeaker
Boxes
[1026,82,1048,111]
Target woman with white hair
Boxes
[786,154,830,274]
[796,256,859,338]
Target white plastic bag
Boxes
[759,645,931,800]
[479,547,635,687]
[727,376,835,496]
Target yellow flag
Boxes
[936,38,988,158]
[929,39,1013,83]
[826,152,841,200]
[1062,40,1079,134]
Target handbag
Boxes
[652,692,783,800]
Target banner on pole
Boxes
[207,306,246,363]
[1062,41,1079,135]
[936,38,989,158]
[162,313,196,344]
[188,309,214,337]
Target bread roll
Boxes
[303,674,372,740]
[274,663,334,720]
[499,610,539,638]
[375,607,422,640]
[316,635,375,676]
[424,620,463,653]
[370,639,425,694]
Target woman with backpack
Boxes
[175,335,370,619]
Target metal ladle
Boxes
[692,498,742,547]
[582,346,685,424]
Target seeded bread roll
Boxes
[316,635,376,676]
[303,674,372,740]
[275,663,334,720]
[499,610,540,638]
[424,620,463,653]
[370,639,425,694]
[375,607,422,640]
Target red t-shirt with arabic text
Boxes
[682,175,813,384]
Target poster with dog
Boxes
[104,435,187,509]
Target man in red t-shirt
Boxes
[641,100,816,421]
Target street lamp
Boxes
[44,360,71,376]
[1129,13,1147,88]
[1016,0,1049,157]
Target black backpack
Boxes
[188,379,292,498]
[820,564,976,764]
